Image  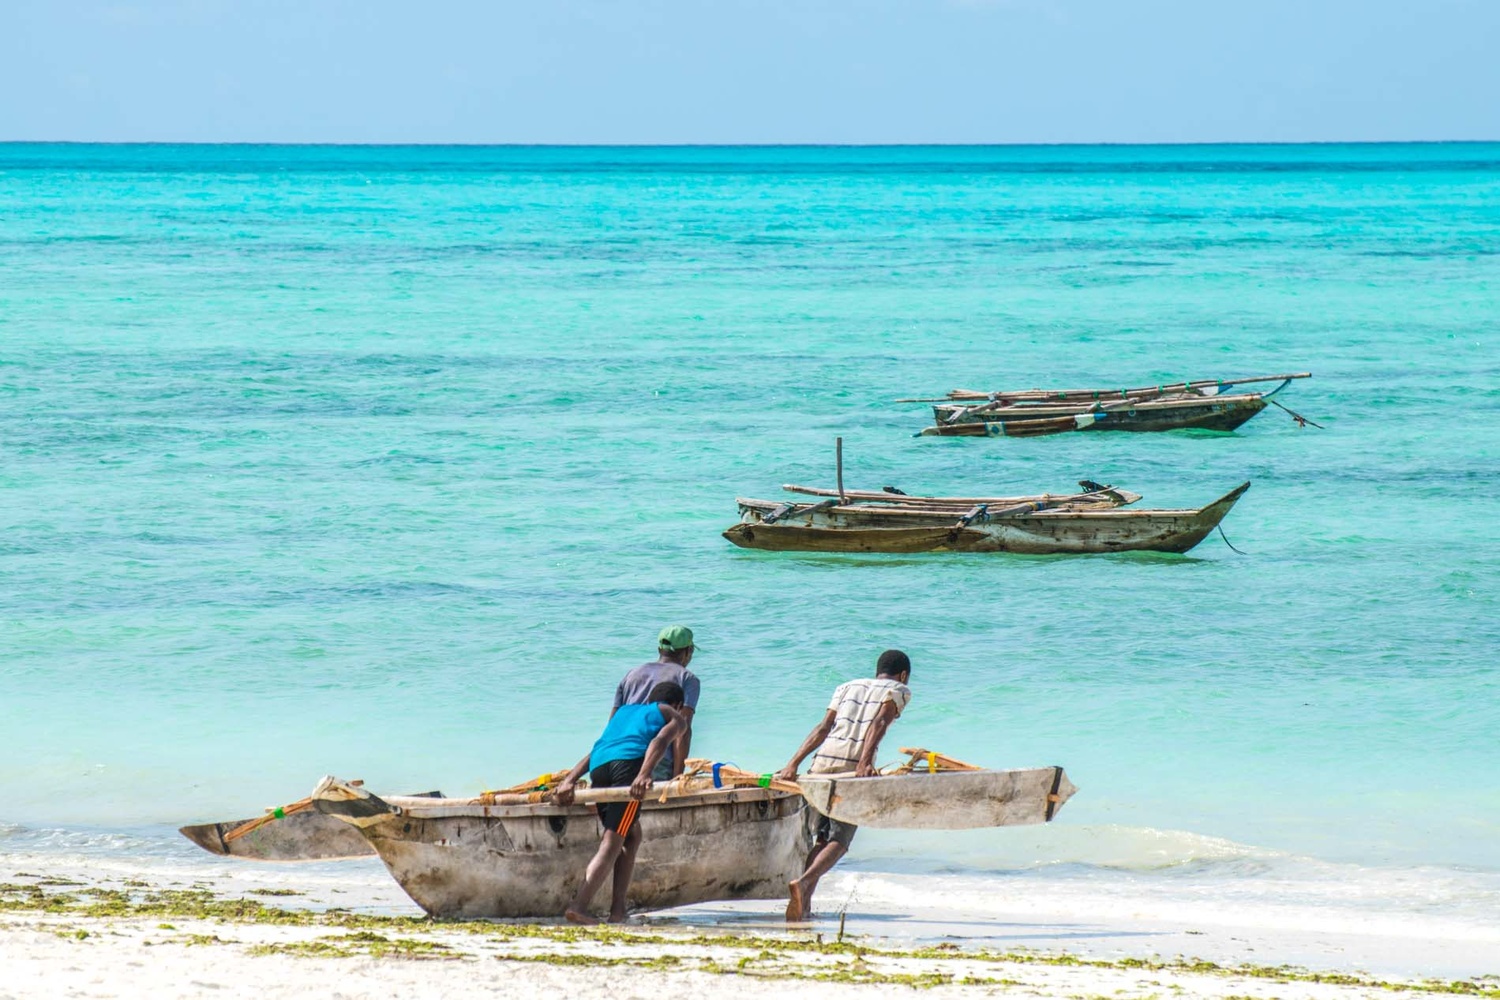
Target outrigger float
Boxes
[908,372,1313,437]
[724,481,1250,555]
[180,754,1076,920]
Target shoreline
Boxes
[3,864,1498,999]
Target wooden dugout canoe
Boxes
[913,372,1311,438]
[310,777,815,920]
[800,767,1077,829]
[724,482,1250,555]
[923,392,1268,437]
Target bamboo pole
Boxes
[223,797,315,843]
[835,437,845,504]
[897,372,1311,405]
[779,484,1138,507]
[893,747,984,773]
[484,770,573,796]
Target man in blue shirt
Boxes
[611,625,701,780]
[554,681,687,925]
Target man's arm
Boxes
[669,706,694,778]
[669,672,701,778]
[853,700,900,778]
[552,752,593,805]
[774,710,837,782]
[631,707,687,798]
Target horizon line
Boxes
[2,139,1498,149]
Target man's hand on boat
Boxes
[629,773,652,799]
[551,779,578,806]
[774,765,799,783]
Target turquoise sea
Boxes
[1,144,1497,954]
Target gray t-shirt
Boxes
[613,661,701,713]
[613,661,701,776]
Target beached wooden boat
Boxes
[800,767,1076,829]
[911,372,1310,437]
[183,756,1078,919]
[310,776,815,919]
[724,482,1249,555]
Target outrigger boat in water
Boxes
[724,482,1249,555]
[180,755,1076,920]
[910,372,1312,437]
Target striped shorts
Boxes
[590,758,645,837]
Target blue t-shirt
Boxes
[612,661,700,774]
[590,703,667,768]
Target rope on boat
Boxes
[223,797,315,842]
[892,747,983,773]
[1217,524,1247,555]
[1269,398,1325,429]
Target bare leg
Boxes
[565,830,626,924]
[607,823,643,923]
[786,840,846,922]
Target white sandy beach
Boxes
[2,856,1496,1000]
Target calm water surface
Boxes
[1,144,1496,935]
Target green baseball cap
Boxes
[657,625,698,651]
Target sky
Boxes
[2,0,1498,144]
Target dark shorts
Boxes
[814,808,857,849]
[591,758,645,837]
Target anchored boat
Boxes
[724,482,1249,555]
[911,372,1311,437]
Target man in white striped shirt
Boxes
[774,650,912,922]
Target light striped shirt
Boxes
[809,677,912,774]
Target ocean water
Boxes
[1,144,1497,953]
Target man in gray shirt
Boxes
[612,625,701,781]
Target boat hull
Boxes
[725,483,1249,555]
[179,813,376,861]
[800,767,1077,829]
[319,789,815,919]
[924,395,1267,437]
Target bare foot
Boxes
[564,908,599,925]
[785,880,806,923]
[606,913,628,924]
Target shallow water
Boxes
[1,143,1496,948]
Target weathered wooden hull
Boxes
[315,788,815,919]
[179,791,445,862]
[179,812,376,861]
[725,483,1249,555]
[799,768,1077,830]
[924,394,1268,437]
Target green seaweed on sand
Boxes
[250,932,459,961]
[1,883,1496,996]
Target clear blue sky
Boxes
[3,0,1497,144]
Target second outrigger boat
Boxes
[724,482,1249,555]
[911,372,1311,437]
